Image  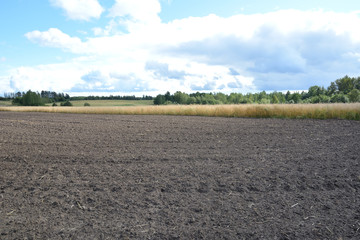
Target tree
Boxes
[201,94,217,104]
[260,98,270,104]
[246,93,254,104]
[228,93,242,104]
[285,91,291,102]
[214,93,227,104]
[18,90,44,106]
[257,91,267,103]
[154,94,166,105]
[349,89,360,102]
[276,92,286,103]
[335,75,354,94]
[308,85,325,97]
[331,93,349,103]
[286,92,301,103]
[187,97,196,104]
[173,91,189,104]
[164,91,173,102]
[354,77,360,90]
[311,95,330,103]
[327,82,337,96]
[271,95,279,104]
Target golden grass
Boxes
[0,103,359,120]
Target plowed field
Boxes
[1,112,359,239]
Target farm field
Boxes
[0,100,11,106]
[0,112,359,239]
[50,99,154,107]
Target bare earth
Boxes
[1,112,359,239]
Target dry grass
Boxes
[0,103,359,120]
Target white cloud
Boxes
[109,0,161,29]
[25,28,84,53]
[0,76,13,94]
[11,7,360,94]
[0,57,6,62]
[8,62,86,93]
[50,0,104,21]
[92,19,120,36]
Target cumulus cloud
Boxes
[109,0,161,26]
[25,28,84,53]
[145,61,186,80]
[12,6,360,94]
[0,76,13,94]
[191,81,217,91]
[8,62,85,92]
[50,0,104,21]
[160,10,360,90]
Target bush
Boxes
[154,95,166,105]
[60,101,73,106]
[52,102,57,107]
[84,102,91,106]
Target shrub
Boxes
[288,100,295,104]
[154,95,166,105]
[52,102,57,107]
[84,102,91,106]
[60,100,73,106]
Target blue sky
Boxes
[1,0,360,96]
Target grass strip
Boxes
[0,104,359,120]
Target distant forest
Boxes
[1,91,153,106]
[1,75,360,106]
[154,75,360,105]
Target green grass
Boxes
[47,99,154,107]
[0,100,12,106]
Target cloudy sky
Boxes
[1,0,360,96]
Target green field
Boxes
[0,100,12,106]
[48,99,154,107]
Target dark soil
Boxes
[1,112,359,239]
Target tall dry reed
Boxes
[0,104,359,120]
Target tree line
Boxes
[70,95,153,101]
[3,91,70,103]
[4,90,153,106]
[9,91,71,106]
[154,75,360,105]
[2,75,359,106]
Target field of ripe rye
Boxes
[0,103,359,120]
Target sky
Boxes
[1,0,360,96]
